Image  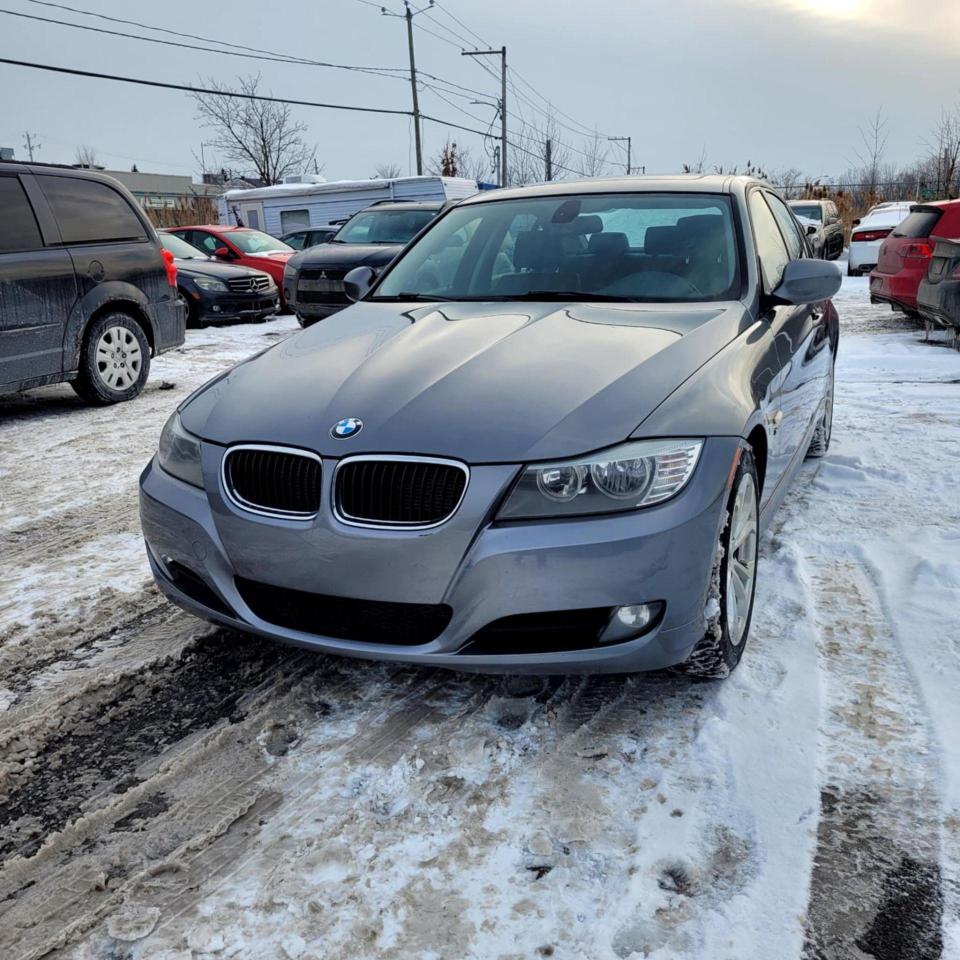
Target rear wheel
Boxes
[71,313,151,405]
[682,449,759,679]
[806,365,834,458]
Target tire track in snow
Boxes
[801,555,943,960]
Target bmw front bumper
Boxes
[139,438,738,674]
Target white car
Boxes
[848,201,914,276]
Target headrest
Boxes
[643,226,681,256]
[587,232,628,256]
[513,230,542,269]
[677,214,726,239]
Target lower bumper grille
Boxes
[459,608,615,656]
[335,457,468,527]
[223,446,322,518]
[235,577,452,645]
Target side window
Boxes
[194,232,221,255]
[280,209,310,233]
[39,176,146,244]
[285,233,305,250]
[749,191,791,294]
[765,193,805,260]
[0,177,43,252]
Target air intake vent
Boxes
[335,457,468,528]
[223,445,321,518]
[235,577,452,645]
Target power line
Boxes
[13,2,409,76]
[0,57,413,116]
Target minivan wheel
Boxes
[72,313,151,405]
[681,448,759,679]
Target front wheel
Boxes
[681,449,759,679]
[71,313,151,405]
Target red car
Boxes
[168,225,294,307]
[870,200,960,316]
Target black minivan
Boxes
[0,162,185,404]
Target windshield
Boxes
[160,232,208,259]
[373,193,741,303]
[335,209,437,245]
[227,230,292,254]
[790,204,822,222]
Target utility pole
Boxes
[545,139,552,181]
[22,131,40,161]
[382,1,432,176]
[608,135,632,175]
[463,46,507,187]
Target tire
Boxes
[179,291,202,329]
[681,448,759,679]
[846,262,856,277]
[71,312,151,405]
[806,365,834,459]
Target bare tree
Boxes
[74,144,99,168]
[923,106,960,199]
[682,146,708,174]
[576,129,609,178]
[192,74,317,185]
[852,109,888,199]
[373,162,403,179]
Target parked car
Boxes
[917,236,960,347]
[788,199,844,259]
[0,162,185,404]
[869,201,960,316]
[140,176,841,679]
[159,232,278,327]
[280,227,338,250]
[283,201,445,326]
[165,225,293,308]
[847,201,914,276]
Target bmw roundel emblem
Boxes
[332,417,363,439]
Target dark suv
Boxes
[283,201,444,327]
[0,163,185,404]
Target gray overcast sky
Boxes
[2,0,959,183]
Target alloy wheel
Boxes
[725,472,758,647]
[95,325,143,391]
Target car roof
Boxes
[456,174,760,207]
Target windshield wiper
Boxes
[371,292,455,302]
[489,290,637,302]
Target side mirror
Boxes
[852,218,861,227]
[805,224,818,236]
[214,246,231,259]
[343,265,377,302]
[772,258,842,305]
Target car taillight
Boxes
[161,248,178,288]
[900,241,933,262]
[851,229,891,243]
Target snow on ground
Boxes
[1,283,959,960]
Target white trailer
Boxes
[217,176,481,237]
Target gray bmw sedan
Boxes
[140,176,841,678]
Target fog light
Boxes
[600,601,664,644]
[213,304,222,312]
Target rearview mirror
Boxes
[772,259,842,305]
[214,246,231,259]
[344,265,377,302]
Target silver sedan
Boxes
[140,175,841,677]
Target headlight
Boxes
[194,276,227,292]
[157,412,203,487]
[498,439,703,520]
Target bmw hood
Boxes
[292,243,402,270]
[180,300,746,463]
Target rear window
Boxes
[40,175,147,244]
[0,177,43,252]
[790,204,822,222]
[892,208,943,238]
